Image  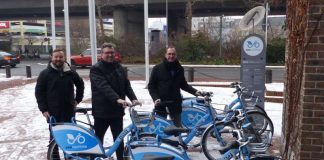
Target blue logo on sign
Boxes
[247,41,260,48]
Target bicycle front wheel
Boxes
[47,141,95,160]
[201,122,236,160]
[243,111,274,141]
[47,141,65,160]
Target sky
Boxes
[0,75,283,159]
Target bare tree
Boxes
[184,0,197,37]
[70,19,90,53]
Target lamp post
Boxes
[63,0,71,64]
[165,0,168,48]
[50,0,56,50]
[144,0,149,85]
[88,0,97,65]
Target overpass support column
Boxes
[127,10,144,41]
[113,8,128,39]
[113,9,144,43]
[167,11,186,45]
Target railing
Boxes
[180,65,284,83]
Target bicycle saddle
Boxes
[163,125,190,136]
[142,154,175,160]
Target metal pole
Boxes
[63,0,71,64]
[165,0,168,48]
[50,0,56,50]
[265,2,269,46]
[88,0,97,65]
[144,0,149,86]
[219,15,223,57]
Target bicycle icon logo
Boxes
[187,113,204,124]
[67,133,86,144]
[247,41,260,48]
[148,122,165,133]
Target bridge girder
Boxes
[0,0,286,20]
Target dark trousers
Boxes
[156,110,182,127]
[94,117,124,160]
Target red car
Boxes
[70,48,121,67]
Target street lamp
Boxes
[165,0,168,48]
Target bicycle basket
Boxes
[130,109,153,129]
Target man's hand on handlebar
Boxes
[42,111,50,120]
[154,99,161,106]
[117,99,132,108]
[195,90,203,97]
[132,100,142,106]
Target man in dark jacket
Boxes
[148,46,202,127]
[35,49,84,156]
[90,42,140,160]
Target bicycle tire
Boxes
[242,111,274,144]
[201,122,237,160]
[47,141,95,160]
[47,141,64,160]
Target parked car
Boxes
[70,48,121,67]
[0,51,20,68]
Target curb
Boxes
[0,78,37,91]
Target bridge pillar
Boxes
[167,11,186,45]
[113,8,144,42]
[113,8,128,40]
[127,10,144,40]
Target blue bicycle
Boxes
[47,105,190,160]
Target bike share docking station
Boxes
[239,5,267,108]
[240,34,266,108]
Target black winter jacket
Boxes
[90,61,137,118]
[35,62,84,122]
[148,59,197,114]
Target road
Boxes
[0,59,284,82]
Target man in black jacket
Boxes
[35,49,84,156]
[90,42,140,160]
[148,46,202,127]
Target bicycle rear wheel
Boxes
[243,111,274,139]
[201,122,237,160]
[241,111,274,153]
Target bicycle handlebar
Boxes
[74,107,92,114]
[200,91,213,97]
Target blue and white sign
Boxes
[243,36,264,56]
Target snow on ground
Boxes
[266,83,284,92]
[0,80,283,160]
[0,73,25,82]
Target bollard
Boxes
[26,65,32,78]
[123,67,128,78]
[71,65,77,71]
[187,67,194,82]
[5,65,11,78]
[265,69,272,83]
